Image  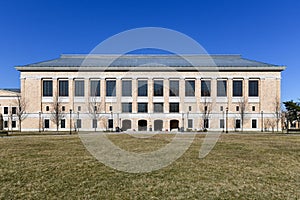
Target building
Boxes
[13,54,285,132]
[0,89,21,131]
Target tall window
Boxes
[44,119,50,129]
[61,119,66,128]
[122,103,132,113]
[77,119,82,129]
[138,80,148,96]
[138,103,148,113]
[106,80,116,96]
[154,80,163,96]
[233,80,243,97]
[4,107,8,114]
[217,80,227,97]
[201,80,211,97]
[108,119,113,129]
[122,80,132,96]
[249,80,259,97]
[59,80,69,97]
[43,80,53,97]
[12,121,16,128]
[220,119,224,128]
[169,103,179,113]
[169,80,179,96]
[12,107,16,114]
[204,119,209,129]
[90,80,100,96]
[92,119,97,129]
[235,119,241,129]
[252,119,257,128]
[154,103,164,113]
[75,80,85,97]
[185,80,195,96]
[188,119,193,128]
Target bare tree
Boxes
[274,98,281,132]
[201,98,212,131]
[15,95,28,132]
[238,98,247,132]
[88,97,103,132]
[51,94,65,131]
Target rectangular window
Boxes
[185,80,195,96]
[4,107,8,114]
[201,80,211,97]
[138,80,148,96]
[59,80,69,97]
[252,119,257,128]
[169,103,179,113]
[220,106,223,111]
[220,119,224,128]
[12,107,16,114]
[77,119,82,129]
[169,80,179,96]
[189,106,192,112]
[43,80,53,97]
[154,80,163,96]
[154,103,164,113]
[217,80,227,97]
[249,80,259,97]
[109,106,112,112]
[90,80,100,96]
[204,119,209,129]
[235,119,241,129]
[236,106,239,111]
[61,119,66,128]
[92,119,97,129]
[44,119,50,129]
[188,119,193,128]
[252,106,255,111]
[138,103,148,113]
[78,106,81,112]
[122,103,132,113]
[4,121,8,128]
[106,80,116,96]
[75,80,85,97]
[12,121,16,128]
[108,119,113,129]
[233,80,243,97]
[122,80,132,96]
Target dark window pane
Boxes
[59,80,69,97]
[201,80,211,96]
[122,80,132,96]
[220,119,224,128]
[138,103,148,113]
[12,107,16,114]
[154,103,164,113]
[90,80,100,96]
[154,80,163,96]
[122,103,132,113]
[217,80,227,97]
[75,80,85,97]
[4,107,8,114]
[4,121,8,128]
[235,119,241,129]
[106,80,116,96]
[61,119,65,128]
[169,103,179,113]
[233,80,243,97]
[169,80,179,96]
[204,119,209,128]
[249,80,258,97]
[138,80,148,96]
[44,119,50,128]
[43,80,53,97]
[77,119,82,128]
[12,121,16,128]
[252,119,257,128]
[188,119,193,128]
[92,119,97,128]
[108,119,113,128]
[185,80,195,96]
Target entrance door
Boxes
[154,120,163,131]
[138,120,147,131]
[170,120,179,130]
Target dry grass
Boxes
[0,133,299,199]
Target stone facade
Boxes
[12,54,285,132]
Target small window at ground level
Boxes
[4,121,8,128]
[235,119,241,129]
[108,119,113,129]
[12,121,16,128]
[252,119,257,128]
[188,119,193,128]
[220,119,224,128]
[92,119,97,128]
[44,119,50,129]
[204,119,209,129]
[61,119,66,128]
[77,119,82,129]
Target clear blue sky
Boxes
[0,0,299,101]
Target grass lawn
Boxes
[0,133,299,199]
